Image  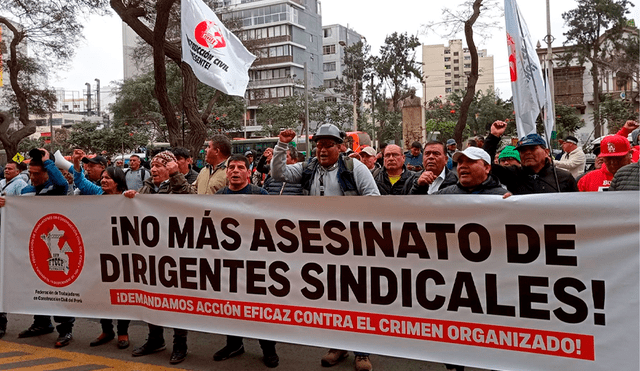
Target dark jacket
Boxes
[374,166,415,195]
[138,172,193,195]
[610,162,639,191]
[263,175,304,195]
[408,167,458,195]
[434,174,508,195]
[484,134,577,194]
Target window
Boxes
[445,72,451,77]
[445,80,451,85]
[454,81,460,86]
[444,49,450,54]
[464,55,471,60]
[324,28,332,38]
[453,51,459,56]
[444,65,451,70]
[323,62,336,72]
[454,67,459,71]
[323,45,336,55]
[445,88,452,93]
[325,97,337,102]
[453,59,459,64]
[464,64,471,69]
[444,57,451,62]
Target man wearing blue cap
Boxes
[483,121,577,194]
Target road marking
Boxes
[0,341,187,370]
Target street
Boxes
[0,314,493,370]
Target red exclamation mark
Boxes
[592,280,605,325]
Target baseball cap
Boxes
[563,135,578,145]
[452,147,492,165]
[498,145,521,162]
[599,135,631,157]
[446,139,456,146]
[360,147,377,157]
[82,155,108,167]
[244,151,254,156]
[516,133,547,150]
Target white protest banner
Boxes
[505,0,547,138]
[181,0,256,96]
[1,193,638,370]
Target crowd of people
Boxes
[0,118,637,371]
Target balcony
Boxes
[248,77,297,89]
[253,55,294,66]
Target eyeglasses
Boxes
[316,142,337,150]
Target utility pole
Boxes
[545,0,555,136]
[94,78,101,116]
[85,82,92,115]
[304,62,310,162]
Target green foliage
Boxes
[600,95,636,133]
[373,32,422,111]
[67,120,151,157]
[554,104,585,138]
[256,92,354,137]
[425,89,515,140]
[110,63,246,142]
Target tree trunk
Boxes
[182,64,210,159]
[0,18,36,161]
[454,0,482,147]
[152,0,182,147]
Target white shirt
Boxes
[428,167,448,194]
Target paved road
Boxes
[0,314,493,370]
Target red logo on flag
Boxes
[29,214,84,287]
[195,20,226,49]
[507,33,517,82]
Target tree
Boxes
[600,95,636,133]
[336,40,372,127]
[371,32,422,143]
[562,0,634,137]
[0,0,108,161]
[256,92,353,137]
[110,0,262,159]
[425,89,515,139]
[66,121,151,157]
[110,62,245,143]
[422,0,501,146]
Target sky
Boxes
[50,0,639,106]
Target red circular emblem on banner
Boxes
[29,214,84,287]
[194,20,227,49]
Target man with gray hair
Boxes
[555,135,585,178]
[435,147,508,195]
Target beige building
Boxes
[422,39,494,102]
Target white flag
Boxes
[181,0,256,97]
[543,68,555,142]
[504,0,546,138]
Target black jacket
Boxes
[435,174,508,195]
[374,166,415,195]
[484,134,577,194]
[408,167,458,195]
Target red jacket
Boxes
[578,166,613,192]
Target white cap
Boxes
[360,147,377,157]
[452,147,492,165]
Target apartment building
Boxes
[321,24,364,99]
[422,39,494,102]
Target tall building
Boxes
[422,39,494,102]
[215,0,323,132]
[321,24,364,98]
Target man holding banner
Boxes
[484,121,577,194]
